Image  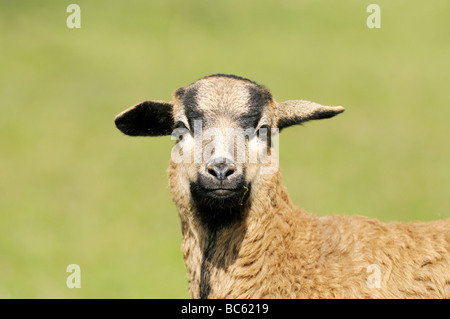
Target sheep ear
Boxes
[276,100,344,130]
[115,100,174,136]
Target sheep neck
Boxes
[178,170,304,298]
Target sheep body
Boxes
[116,74,450,298]
[170,165,450,298]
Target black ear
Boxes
[115,100,174,136]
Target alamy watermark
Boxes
[66,4,81,29]
[366,4,381,29]
[66,264,81,288]
[170,120,279,175]
[366,264,381,288]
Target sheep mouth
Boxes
[198,186,245,203]
[190,181,250,209]
[204,188,241,197]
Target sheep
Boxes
[115,74,450,298]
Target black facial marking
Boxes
[190,180,250,232]
[204,74,262,86]
[182,87,204,130]
[174,87,185,98]
[239,86,272,129]
[199,231,216,299]
[183,86,198,110]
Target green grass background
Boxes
[0,0,448,298]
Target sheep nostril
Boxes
[225,164,236,177]
[207,162,236,180]
[207,164,218,177]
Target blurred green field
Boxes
[0,0,449,298]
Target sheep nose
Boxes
[206,159,236,180]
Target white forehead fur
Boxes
[195,77,251,117]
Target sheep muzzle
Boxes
[190,172,249,209]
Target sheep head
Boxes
[115,74,344,227]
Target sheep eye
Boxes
[175,121,188,130]
[258,125,271,139]
[257,125,272,152]
[173,121,189,141]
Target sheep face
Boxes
[115,74,344,227]
[171,75,278,214]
